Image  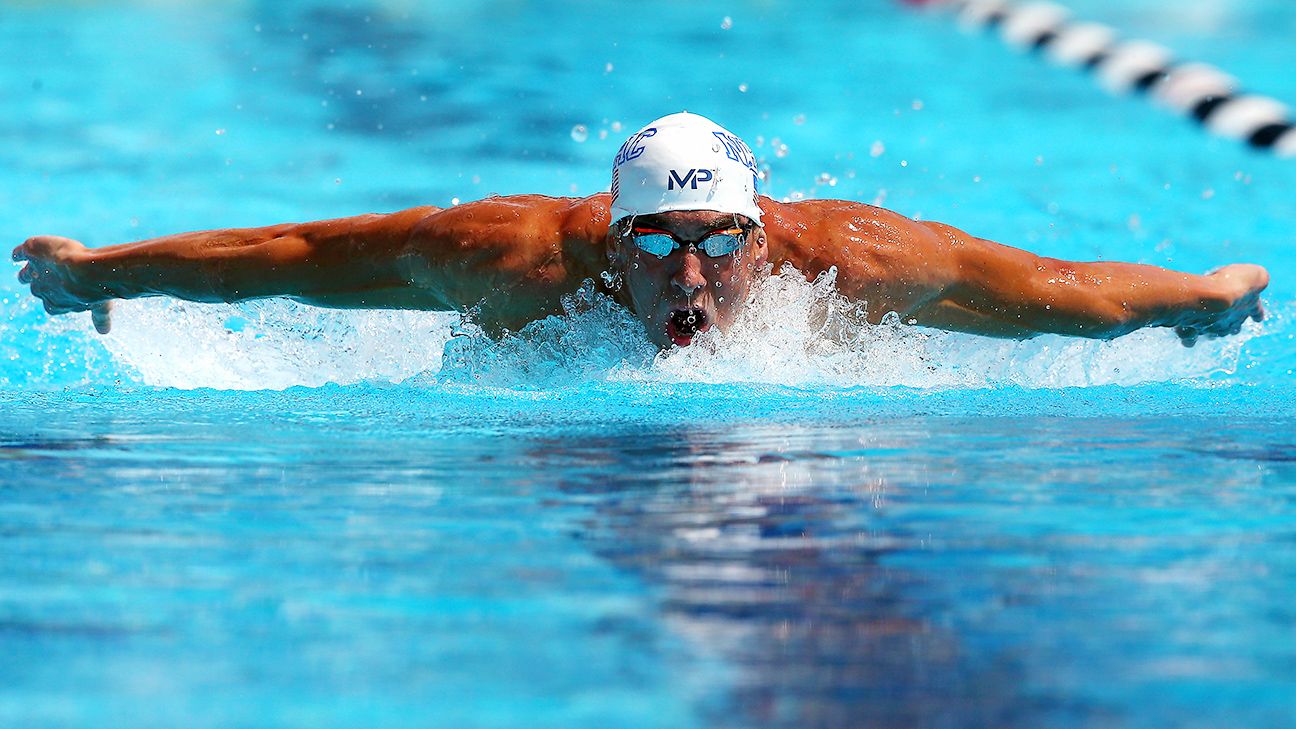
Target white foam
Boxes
[438,267,1256,391]
[97,298,456,390]
[67,266,1257,391]
[640,266,1251,388]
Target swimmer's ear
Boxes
[751,226,768,267]
[606,221,630,267]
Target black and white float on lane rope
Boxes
[913,0,1296,157]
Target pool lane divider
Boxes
[907,0,1296,158]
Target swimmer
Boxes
[12,112,1267,348]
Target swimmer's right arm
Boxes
[12,195,606,334]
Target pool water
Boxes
[2,1,1295,727]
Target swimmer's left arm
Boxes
[906,221,1268,345]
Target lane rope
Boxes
[908,0,1296,158]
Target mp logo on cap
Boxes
[667,168,713,190]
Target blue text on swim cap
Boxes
[614,128,658,167]
[712,132,758,175]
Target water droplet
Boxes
[792,114,806,125]
[738,83,748,93]
[571,125,589,143]
[604,62,614,73]
[870,140,885,157]
[599,269,623,291]
[720,16,733,29]
[718,297,725,303]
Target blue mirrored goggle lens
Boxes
[631,230,745,258]
[698,232,743,257]
[632,233,677,258]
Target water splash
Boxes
[433,286,655,389]
[1,265,1269,391]
[637,266,1259,389]
[437,266,1261,390]
[97,298,454,390]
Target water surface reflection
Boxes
[539,423,1029,728]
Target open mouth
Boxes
[666,308,709,345]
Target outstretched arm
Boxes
[12,194,607,333]
[908,221,1267,345]
[774,200,1268,346]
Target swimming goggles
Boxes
[630,226,747,258]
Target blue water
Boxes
[3,1,1296,727]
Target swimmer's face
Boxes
[610,210,768,347]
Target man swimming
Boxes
[12,112,1268,348]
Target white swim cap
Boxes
[610,112,763,227]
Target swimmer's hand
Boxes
[12,236,114,334]
[1173,264,1268,347]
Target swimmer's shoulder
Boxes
[419,193,610,243]
[759,197,926,251]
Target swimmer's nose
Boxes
[671,248,707,296]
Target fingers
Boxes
[17,264,35,284]
[11,244,26,262]
[91,302,112,335]
[1252,300,1266,322]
